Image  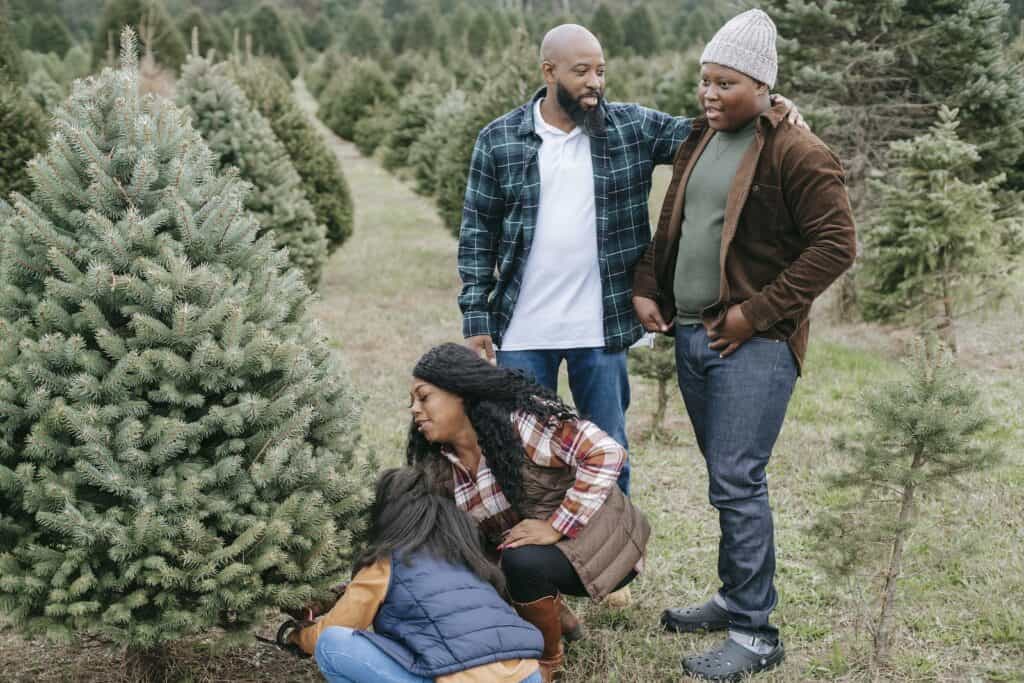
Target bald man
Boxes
[458,25,796,501]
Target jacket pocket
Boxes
[740,183,785,238]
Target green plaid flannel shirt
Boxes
[458,89,692,351]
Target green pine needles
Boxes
[176,53,328,288]
[811,338,1003,668]
[0,29,369,665]
[861,107,1024,351]
[228,58,354,253]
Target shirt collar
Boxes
[533,98,583,140]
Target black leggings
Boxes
[500,544,637,603]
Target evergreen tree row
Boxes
[176,54,329,287]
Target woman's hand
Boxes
[498,519,563,550]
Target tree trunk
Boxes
[873,454,922,669]
[835,270,859,322]
[938,273,958,354]
[125,644,170,683]
[653,377,668,434]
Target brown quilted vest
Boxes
[517,460,651,600]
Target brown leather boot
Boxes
[559,600,585,643]
[513,594,565,682]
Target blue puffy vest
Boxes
[360,553,543,677]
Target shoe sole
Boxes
[661,613,729,634]
[682,649,785,681]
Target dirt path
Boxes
[294,80,464,464]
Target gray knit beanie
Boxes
[700,9,778,88]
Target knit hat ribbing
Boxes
[700,9,778,88]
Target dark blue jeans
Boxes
[496,347,631,495]
[674,324,798,641]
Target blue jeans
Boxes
[674,324,798,641]
[497,347,631,495]
[315,627,543,683]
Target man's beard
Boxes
[555,81,606,136]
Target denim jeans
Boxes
[674,324,798,641]
[315,627,544,683]
[497,347,631,495]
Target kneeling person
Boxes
[290,468,544,683]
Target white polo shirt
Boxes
[500,99,604,351]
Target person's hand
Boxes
[498,519,563,550]
[465,335,496,365]
[707,305,754,358]
[769,94,809,130]
[633,296,672,333]
[282,581,348,622]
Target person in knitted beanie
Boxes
[632,8,858,681]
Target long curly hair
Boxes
[406,343,575,513]
[354,467,507,595]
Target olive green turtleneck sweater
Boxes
[673,120,756,324]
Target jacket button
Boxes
[752,184,760,192]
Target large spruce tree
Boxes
[0,31,368,678]
[176,54,328,287]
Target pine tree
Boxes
[405,9,438,53]
[628,335,676,439]
[1,9,25,83]
[591,4,624,56]
[28,15,74,58]
[466,11,493,58]
[0,30,370,680]
[622,6,659,56]
[62,43,92,82]
[345,12,381,57]
[229,58,354,252]
[810,338,1002,668]
[408,87,470,197]
[0,78,48,198]
[25,66,65,111]
[178,8,230,60]
[177,55,329,288]
[353,102,397,156]
[92,0,188,72]
[653,51,701,117]
[247,2,302,78]
[769,0,1024,198]
[318,59,397,141]
[860,107,1023,352]
[381,80,444,173]
[434,37,536,236]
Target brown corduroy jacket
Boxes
[631,102,857,372]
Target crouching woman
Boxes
[288,467,544,683]
[407,343,652,682]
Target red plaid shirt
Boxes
[443,410,626,541]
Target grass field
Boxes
[1,85,1020,682]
